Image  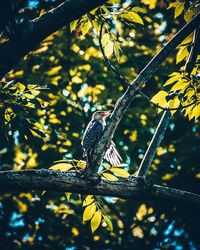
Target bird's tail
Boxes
[104,141,122,165]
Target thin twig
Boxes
[136,111,171,179]
[99,21,130,86]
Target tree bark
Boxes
[0,169,199,205]
[85,11,200,178]
[0,0,107,79]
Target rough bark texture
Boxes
[0,169,199,205]
[85,11,200,178]
[0,0,107,79]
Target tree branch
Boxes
[0,0,107,79]
[0,169,199,205]
[136,111,171,178]
[85,11,200,178]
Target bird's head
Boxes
[92,110,111,120]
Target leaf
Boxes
[180,33,193,46]
[83,195,94,207]
[31,89,40,96]
[70,19,79,32]
[49,163,73,171]
[151,91,168,103]
[92,20,100,32]
[17,83,26,92]
[176,47,189,64]
[193,104,200,119]
[184,9,194,23]
[113,42,120,62]
[174,2,185,19]
[128,11,144,25]
[110,168,130,177]
[101,33,110,47]
[103,215,113,232]
[102,173,118,181]
[163,74,182,86]
[83,203,96,221]
[23,93,35,99]
[168,96,180,115]
[77,160,86,168]
[65,192,71,202]
[170,79,190,92]
[30,128,46,138]
[91,211,102,233]
[104,40,114,58]
[82,21,90,36]
[41,190,46,196]
[167,2,179,9]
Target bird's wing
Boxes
[81,120,103,151]
[104,141,122,165]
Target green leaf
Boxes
[110,168,130,177]
[91,211,102,233]
[83,203,96,221]
[103,215,113,232]
[49,163,73,171]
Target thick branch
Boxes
[0,0,107,79]
[87,12,200,176]
[0,169,199,205]
[136,111,171,178]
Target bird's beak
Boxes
[102,110,111,117]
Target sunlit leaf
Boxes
[91,211,102,233]
[83,195,94,206]
[163,74,182,86]
[170,79,190,92]
[168,96,180,115]
[83,203,96,221]
[102,173,118,181]
[174,2,185,19]
[103,215,113,231]
[176,47,189,64]
[101,33,110,47]
[49,163,73,171]
[110,168,130,177]
[65,192,71,202]
[104,40,114,58]
[128,11,144,25]
[151,91,168,103]
[82,21,90,36]
[70,19,79,32]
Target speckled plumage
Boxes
[81,111,122,165]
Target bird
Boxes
[81,110,122,165]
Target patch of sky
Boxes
[62,89,70,97]
[192,126,196,132]
[150,128,155,134]
[164,220,175,236]
[9,212,25,228]
[169,123,175,130]
[66,247,77,250]
[13,130,19,145]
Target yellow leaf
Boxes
[83,203,96,221]
[31,90,40,96]
[184,104,195,117]
[92,20,100,32]
[104,40,114,58]
[101,33,110,47]
[77,160,86,168]
[176,47,189,64]
[65,192,71,202]
[102,173,118,181]
[163,74,182,86]
[184,9,194,23]
[82,21,90,36]
[168,96,180,115]
[103,215,113,231]
[49,163,73,171]
[17,83,26,92]
[167,2,179,9]
[128,11,144,25]
[180,33,193,46]
[23,93,35,99]
[70,19,79,32]
[193,104,200,119]
[46,66,62,76]
[174,2,184,19]
[83,195,94,207]
[170,79,189,92]
[91,211,102,233]
[110,168,130,177]
[151,91,168,103]
[41,190,46,196]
